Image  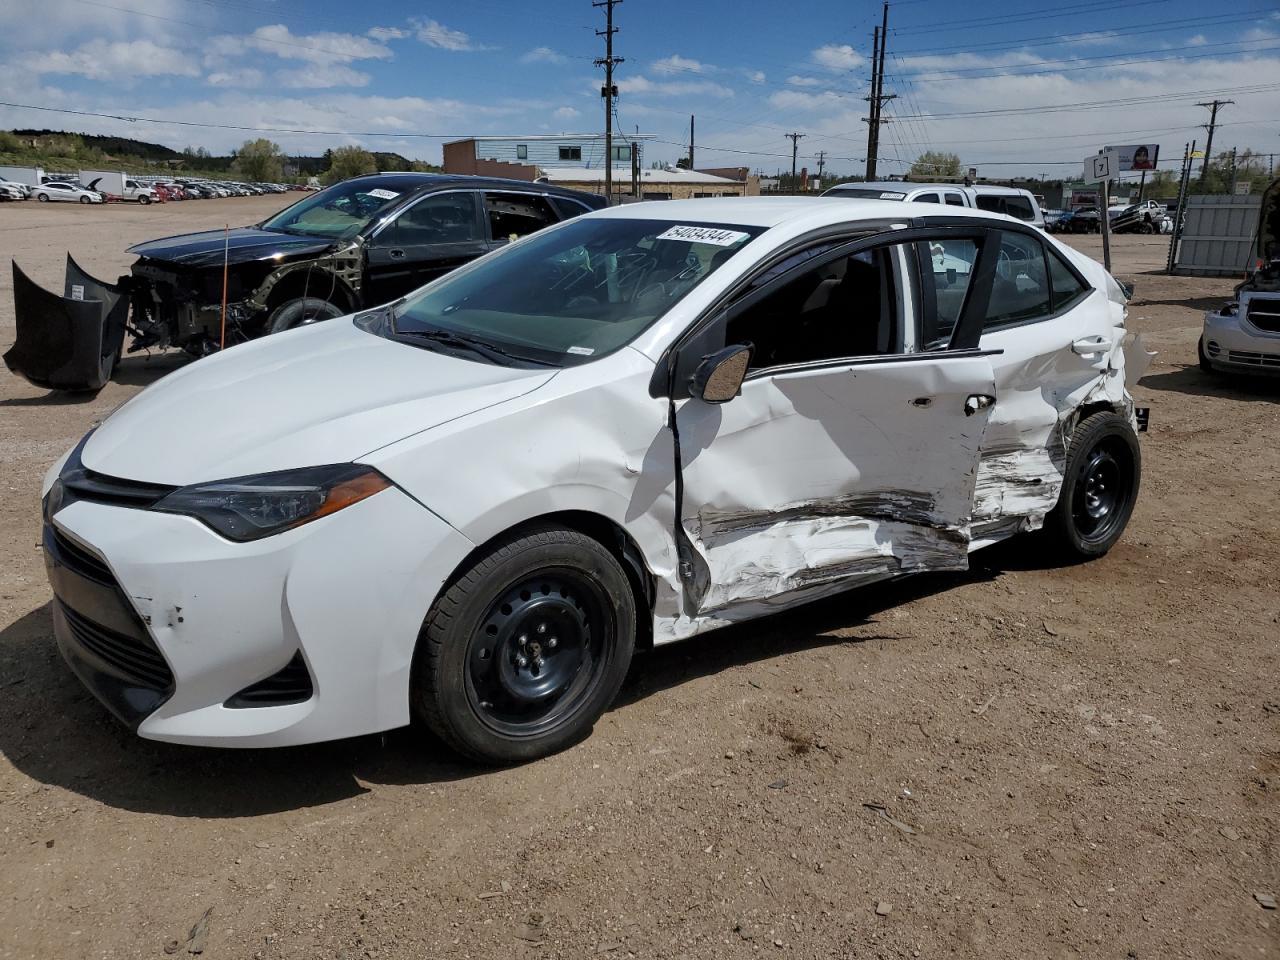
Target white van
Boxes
[969,185,1045,230]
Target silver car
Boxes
[33,182,104,204]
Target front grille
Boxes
[1245,298,1280,333]
[1227,350,1280,368]
[58,600,174,692]
[50,527,113,584]
[226,652,313,708]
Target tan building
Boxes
[535,166,754,200]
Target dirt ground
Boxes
[0,197,1276,960]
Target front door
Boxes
[673,232,998,616]
[363,190,487,308]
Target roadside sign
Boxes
[1103,144,1160,172]
[1235,181,1253,195]
[1084,152,1117,183]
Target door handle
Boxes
[1071,335,1113,355]
[388,248,406,260]
[965,394,995,416]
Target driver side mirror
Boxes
[691,344,753,404]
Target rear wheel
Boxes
[412,526,637,765]
[266,296,345,333]
[1043,411,1141,560]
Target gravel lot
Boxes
[1,196,1276,960]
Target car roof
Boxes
[826,181,964,193]
[344,172,602,201]
[970,184,1033,196]
[592,195,1016,230]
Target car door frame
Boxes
[480,189,566,252]
[362,188,488,307]
[654,220,1007,617]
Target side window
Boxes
[485,192,557,240]
[1047,249,1090,312]
[974,195,1003,215]
[915,237,979,349]
[382,192,480,246]
[985,232,1052,329]
[548,196,590,220]
[726,243,909,371]
[916,193,941,204]
[944,193,966,207]
[516,144,528,160]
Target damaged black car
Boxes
[5,173,605,391]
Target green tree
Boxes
[909,150,962,180]
[324,145,377,184]
[234,138,284,182]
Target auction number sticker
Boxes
[366,188,400,200]
[655,225,750,247]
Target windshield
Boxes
[260,179,406,239]
[389,217,764,366]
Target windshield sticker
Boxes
[880,192,907,200]
[655,225,750,247]
[567,345,595,356]
[366,188,400,201]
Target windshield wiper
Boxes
[394,328,553,366]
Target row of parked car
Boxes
[0,171,308,204]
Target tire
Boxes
[37,193,48,202]
[1198,336,1217,374]
[412,526,637,765]
[139,195,151,205]
[1043,411,1141,560]
[265,297,345,333]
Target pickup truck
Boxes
[823,180,1045,229]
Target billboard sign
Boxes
[1104,144,1159,172]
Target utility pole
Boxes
[862,1,895,181]
[816,150,826,180]
[1195,99,1232,189]
[785,132,805,194]
[594,0,623,204]
[689,115,694,169]
[1167,138,1196,274]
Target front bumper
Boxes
[1202,310,1280,375]
[45,485,473,747]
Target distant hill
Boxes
[13,129,185,162]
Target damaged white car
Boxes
[40,198,1148,763]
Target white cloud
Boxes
[412,18,488,52]
[367,26,408,42]
[767,89,844,112]
[209,25,393,65]
[553,106,580,119]
[811,44,864,72]
[521,46,566,64]
[745,69,766,84]
[1186,34,1209,46]
[652,54,705,76]
[206,67,264,88]
[1064,31,1120,46]
[20,39,199,81]
[276,64,371,89]
[617,75,734,98]
[786,74,823,87]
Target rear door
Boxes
[482,191,560,251]
[362,190,487,307]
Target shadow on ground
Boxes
[0,536,1055,819]
[1141,363,1280,403]
[0,354,187,406]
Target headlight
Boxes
[153,464,390,542]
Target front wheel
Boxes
[139,195,150,205]
[79,196,90,204]
[412,526,637,764]
[36,193,48,202]
[1043,411,1141,560]
[266,296,345,333]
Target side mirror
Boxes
[691,344,753,404]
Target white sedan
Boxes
[39,198,1148,763]
[33,182,104,204]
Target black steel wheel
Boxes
[1044,410,1141,559]
[412,526,637,764]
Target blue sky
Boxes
[1,0,1277,178]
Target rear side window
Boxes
[485,192,557,240]
[944,193,966,207]
[1048,249,1090,312]
[549,196,591,220]
[1004,196,1035,221]
[974,195,1002,214]
[915,193,941,204]
[984,232,1051,328]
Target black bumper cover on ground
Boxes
[4,256,128,392]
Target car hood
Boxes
[127,227,336,268]
[82,318,558,486]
